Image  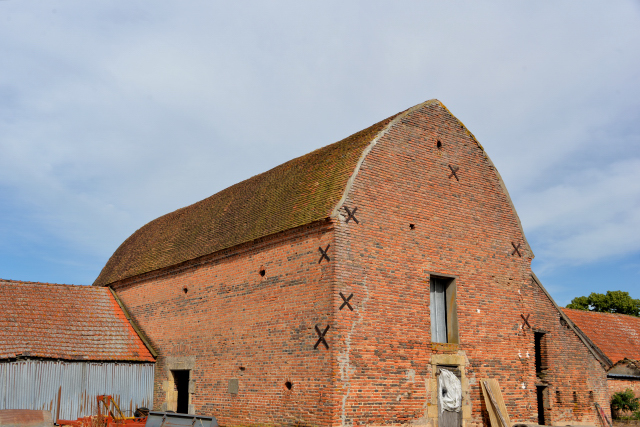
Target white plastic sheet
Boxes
[439,368,462,413]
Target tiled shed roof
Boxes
[0,279,155,362]
[563,308,640,364]
[93,106,408,286]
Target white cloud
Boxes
[518,158,640,266]
[0,0,639,286]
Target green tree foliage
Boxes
[566,291,640,316]
[611,389,639,417]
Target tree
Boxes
[566,290,640,317]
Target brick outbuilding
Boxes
[94,100,610,427]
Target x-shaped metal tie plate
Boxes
[521,313,531,329]
[314,325,330,349]
[344,206,359,224]
[339,292,354,311]
[512,242,522,257]
[318,245,331,264]
[448,164,460,181]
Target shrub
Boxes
[611,389,639,418]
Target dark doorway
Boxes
[172,370,190,414]
[536,386,547,425]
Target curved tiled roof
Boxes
[563,308,640,364]
[94,108,405,286]
[95,99,530,287]
[0,279,155,362]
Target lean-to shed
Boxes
[0,279,155,422]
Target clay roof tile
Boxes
[563,308,640,364]
[0,279,154,362]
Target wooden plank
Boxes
[489,379,511,427]
[480,380,499,427]
[481,379,511,427]
[595,402,613,427]
[484,381,509,427]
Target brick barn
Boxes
[563,308,640,400]
[94,100,611,427]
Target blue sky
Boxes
[1,1,639,306]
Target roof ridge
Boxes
[563,307,640,320]
[0,279,100,289]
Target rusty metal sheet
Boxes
[0,409,53,427]
[145,412,218,427]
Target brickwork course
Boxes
[96,100,611,426]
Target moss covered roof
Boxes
[94,109,404,286]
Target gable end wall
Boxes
[330,102,608,427]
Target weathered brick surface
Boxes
[608,378,640,399]
[114,222,337,425]
[331,102,609,426]
[108,100,609,427]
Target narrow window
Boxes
[172,370,190,414]
[430,276,458,343]
[534,331,547,380]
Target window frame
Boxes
[429,273,459,344]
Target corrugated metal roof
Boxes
[0,279,154,362]
[563,308,640,364]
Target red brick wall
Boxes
[525,279,610,425]
[330,101,609,427]
[113,221,337,426]
[609,378,640,402]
